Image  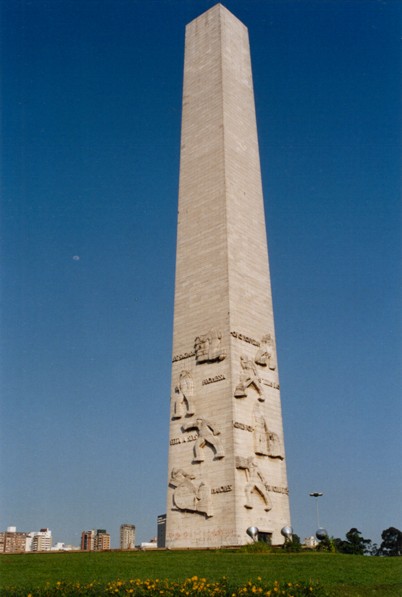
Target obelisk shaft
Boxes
[166,4,290,548]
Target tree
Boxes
[378,527,402,556]
[316,535,336,552]
[333,528,372,555]
[282,533,302,552]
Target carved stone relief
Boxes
[253,405,284,459]
[182,417,225,461]
[172,370,195,419]
[234,355,264,401]
[255,334,276,370]
[194,329,226,364]
[253,405,270,456]
[169,468,213,517]
[266,432,283,460]
[236,456,272,511]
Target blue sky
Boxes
[1,0,400,548]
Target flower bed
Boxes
[4,576,328,596]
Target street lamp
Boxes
[309,492,323,528]
[246,527,259,543]
[309,492,328,540]
[281,526,293,544]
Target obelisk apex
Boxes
[166,4,290,548]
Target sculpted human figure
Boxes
[172,370,195,419]
[240,459,272,511]
[255,334,276,370]
[194,335,208,363]
[253,405,284,459]
[194,328,226,363]
[169,468,212,517]
[234,355,264,401]
[253,405,270,456]
[267,431,283,459]
[182,417,225,461]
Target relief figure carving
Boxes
[255,334,276,370]
[253,405,284,459]
[194,329,226,364]
[236,456,272,511]
[266,431,283,459]
[169,468,212,517]
[172,370,195,419]
[234,355,264,401]
[182,417,225,462]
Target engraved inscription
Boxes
[202,374,226,385]
[266,485,289,495]
[234,421,254,432]
[172,351,195,363]
[211,485,233,494]
[170,433,198,446]
[262,379,280,390]
[231,331,259,347]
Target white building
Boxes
[51,542,80,551]
[304,536,319,548]
[120,524,136,550]
[140,537,158,550]
[28,528,52,551]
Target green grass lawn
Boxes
[0,550,401,596]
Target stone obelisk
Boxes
[166,4,290,548]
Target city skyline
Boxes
[1,0,400,548]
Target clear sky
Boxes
[1,0,400,548]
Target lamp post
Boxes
[309,492,323,528]
[281,526,293,544]
[309,492,328,541]
[246,527,259,543]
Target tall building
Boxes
[30,528,52,552]
[0,527,29,553]
[81,529,96,551]
[166,4,290,548]
[81,529,111,551]
[94,529,111,551]
[120,524,136,550]
[157,514,166,548]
